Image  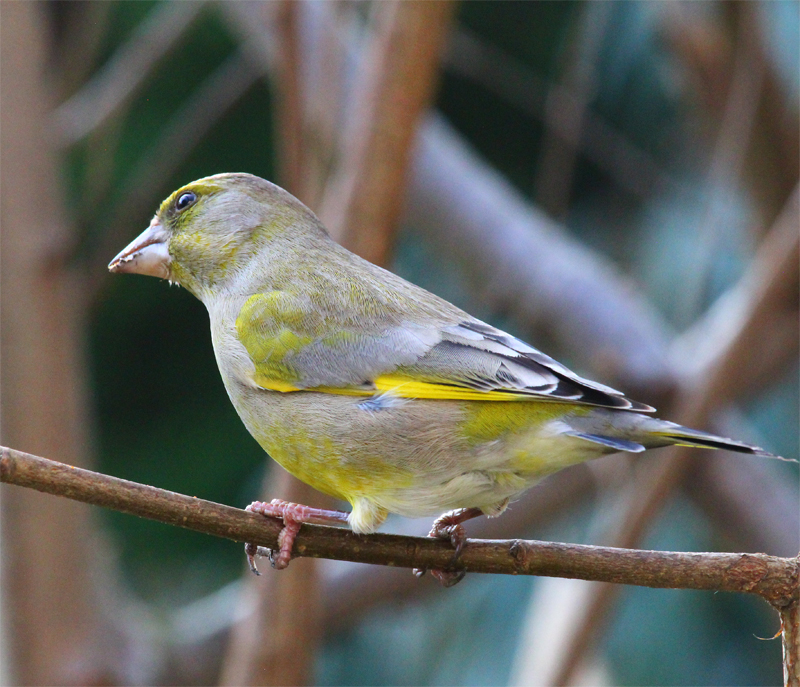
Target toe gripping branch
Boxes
[414,507,485,587]
[244,501,484,587]
[245,499,350,574]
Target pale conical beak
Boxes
[108,218,171,278]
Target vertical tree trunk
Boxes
[1,3,110,684]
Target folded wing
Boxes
[387,320,653,411]
[237,289,652,412]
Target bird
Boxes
[109,172,775,586]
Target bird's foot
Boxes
[413,507,484,587]
[245,499,350,574]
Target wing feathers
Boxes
[425,321,653,412]
[240,291,652,413]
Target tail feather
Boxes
[654,426,781,459]
[565,411,796,462]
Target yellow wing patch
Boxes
[252,372,542,401]
[372,374,534,401]
[255,378,302,393]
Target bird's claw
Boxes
[413,507,484,586]
[245,542,274,575]
[431,568,467,587]
[244,499,302,572]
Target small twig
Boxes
[1,446,797,607]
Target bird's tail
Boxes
[651,423,794,460]
[565,411,796,463]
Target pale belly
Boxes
[223,380,606,532]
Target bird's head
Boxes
[109,173,321,299]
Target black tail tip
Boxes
[663,434,796,463]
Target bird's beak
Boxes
[108,218,171,278]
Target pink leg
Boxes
[414,507,485,587]
[245,499,350,574]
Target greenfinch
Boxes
[109,173,773,584]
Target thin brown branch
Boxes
[1,446,797,607]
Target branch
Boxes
[1,446,797,607]
[318,0,455,264]
[50,1,206,147]
[783,601,800,687]
[548,183,799,684]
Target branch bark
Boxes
[783,600,800,687]
[2,447,797,609]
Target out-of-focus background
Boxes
[1,1,798,685]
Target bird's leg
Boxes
[414,507,485,587]
[245,499,350,574]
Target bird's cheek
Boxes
[108,221,172,279]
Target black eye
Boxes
[176,191,196,211]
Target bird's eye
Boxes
[176,192,197,211]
